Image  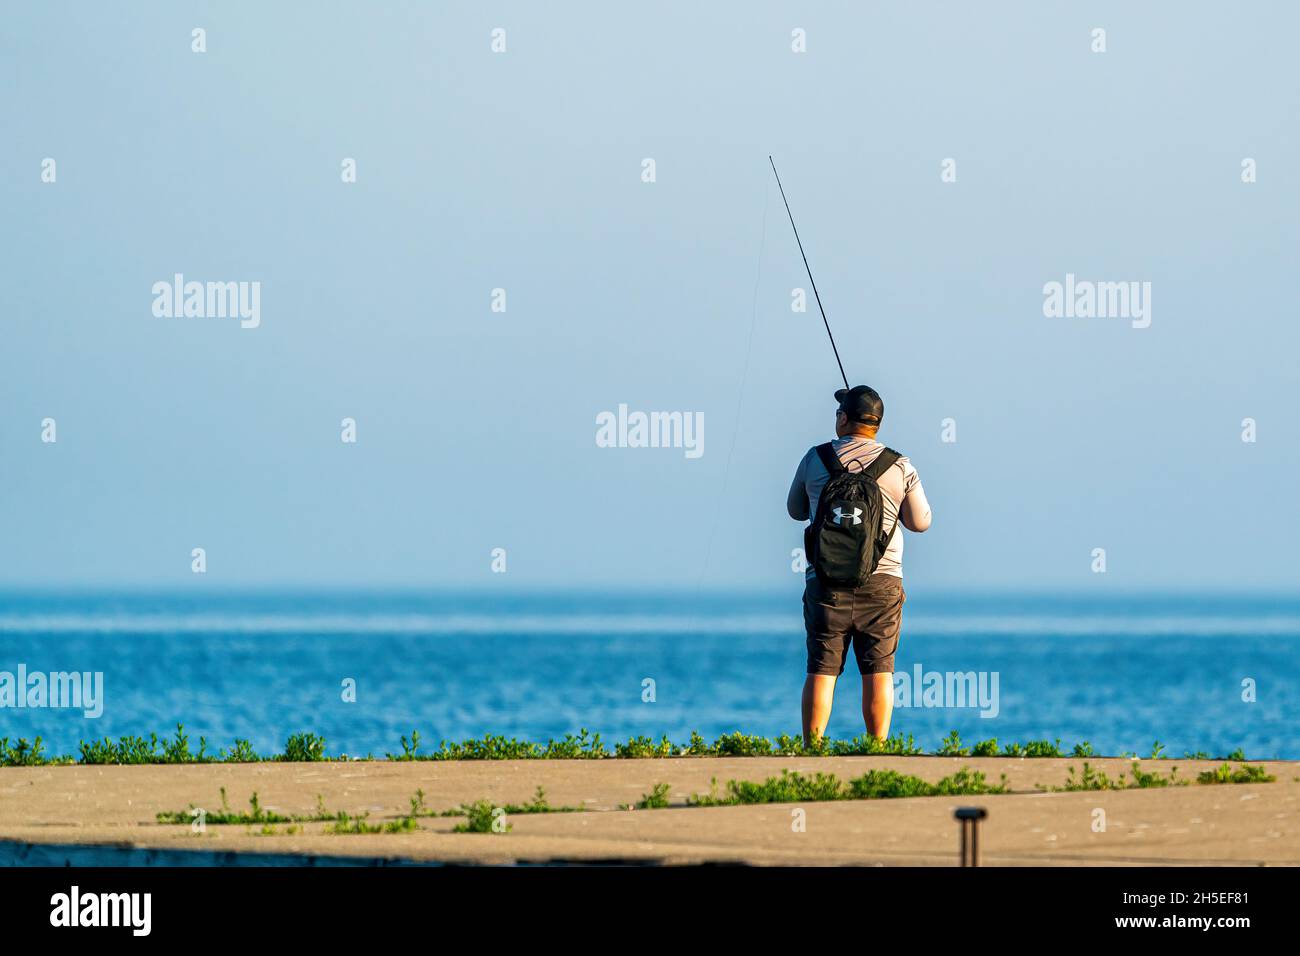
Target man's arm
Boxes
[900,481,932,532]
[787,454,810,521]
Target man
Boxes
[787,385,932,744]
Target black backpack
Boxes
[805,443,901,588]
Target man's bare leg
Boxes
[861,672,895,740]
[802,674,837,745]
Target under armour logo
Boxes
[833,506,863,526]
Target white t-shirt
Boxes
[787,436,926,579]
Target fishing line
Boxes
[768,155,850,390]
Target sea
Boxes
[0,590,1296,761]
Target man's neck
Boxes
[840,430,878,442]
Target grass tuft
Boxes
[1196,763,1275,785]
[453,800,511,833]
[0,727,1275,767]
[636,782,672,809]
[688,766,1009,806]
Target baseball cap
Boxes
[834,385,884,426]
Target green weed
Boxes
[3,727,1269,766]
[388,730,422,761]
[937,730,969,756]
[0,737,53,767]
[220,738,260,762]
[453,799,511,833]
[328,811,382,834]
[1196,763,1275,785]
[615,735,676,758]
[688,766,1008,806]
[636,782,672,809]
[281,732,327,762]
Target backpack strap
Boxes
[814,442,843,475]
[864,447,901,482]
[870,447,903,557]
[876,509,901,556]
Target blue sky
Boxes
[3,3,1297,591]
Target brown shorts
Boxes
[804,573,906,676]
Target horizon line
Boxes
[2,583,1300,600]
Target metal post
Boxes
[954,807,987,867]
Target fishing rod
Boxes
[768,155,850,390]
